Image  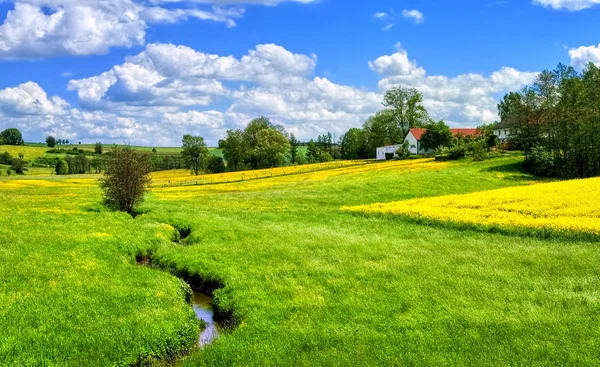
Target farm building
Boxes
[493,119,517,142]
[376,144,403,160]
[376,128,480,160]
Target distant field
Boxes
[150,159,369,187]
[0,144,223,161]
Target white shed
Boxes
[376,144,402,161]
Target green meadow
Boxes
[1,155,600,366]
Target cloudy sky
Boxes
[0,0,599,146]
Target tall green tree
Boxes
[420,120,452,151]
[1,128,24,146]
[244,117,274,169]
[46,136,56,148]
[340,128,367,159]
[306,139,321,163]
[382,87,430,140]
[95,142,103,155]
[254,129,290,168]
[242,117,289,169]
[181,135,209,175]
[362,110,401,157]
[289,133,299,164]
[219,129,246,171]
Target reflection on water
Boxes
[192,291,220,347]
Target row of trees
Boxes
[499,62,600,178]
[45,136,72,147]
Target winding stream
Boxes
[191,290,220,347]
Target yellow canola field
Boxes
[155,158,446,199]
[150,160,369,186]
[343,177,600,236]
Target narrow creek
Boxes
[191,290,220,347]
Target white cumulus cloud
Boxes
[569,43,600,68]
[532,0,600,10]
[0,42,543,145]
[401,9,424,24]
[0,0,311,59]
[371,45,538,126]
[68,43,316,109]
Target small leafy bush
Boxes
[524,145,555,177]
[395,140,412,160]
[318,152,333,163]
[55,159,69,175]
[0,151,12,165]
[470,140,488,161]
[448,142,467,160]
[206,155,225,174]
[11,158,25,174]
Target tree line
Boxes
[499,62,600,178]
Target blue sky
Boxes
[0,0,599,146]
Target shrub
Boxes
[11,158,25,174]
[524,145,555,177]
[56,159,69,175]
[395,141,412,160]
[448,141,467,160]
[317,152,333,163]
[296,152,306,165]
[470,140,488,161]
[6,168,11,176]
[206,155,225,174]
[101,146,151,214]
[0,152,12,165]
[486,134,499,149]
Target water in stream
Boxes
[191,290,220,347]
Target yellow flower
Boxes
[343,177,600,236]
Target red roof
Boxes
[409,128,480,141]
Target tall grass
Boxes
[2,156,600,366]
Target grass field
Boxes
[2,155,600,366]
[0,144,224,162]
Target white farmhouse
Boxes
[493,120,516,142]
[376,128,481,160]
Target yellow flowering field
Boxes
[154,158,446,199]
[0,145,50,160]
[343,177,600,236]
[150,160,369,186]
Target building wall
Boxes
[405,132,419,155]
[376,145,402,160]
[495,128,513,142]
